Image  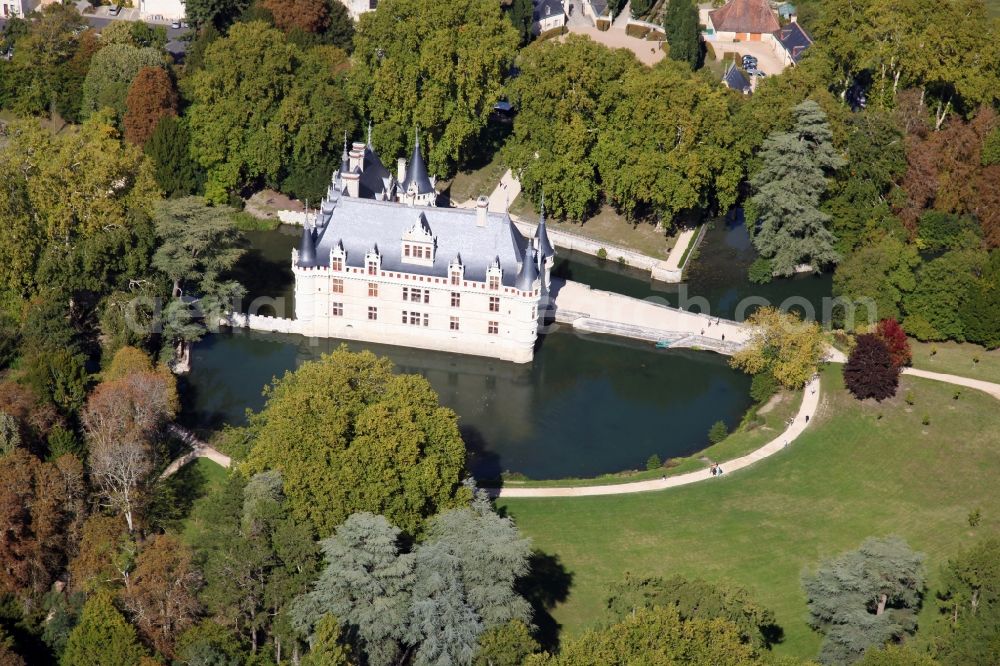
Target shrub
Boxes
[596,18,611,31]
[874,318,911,368]
[750,372,778,403]
[747,257,773,284]
[708,420,728,444]
[232,212,279,232]
[843,334,900,401]
[617,256,627,265]
[968,507,982,527]
[626,24,651,39]
[904,390,915,406]
[597,247,608,260]
[645,454,662,471]
[921,414,930,426]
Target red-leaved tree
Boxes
[263,0,330,34]
[124,67,178,147]
[875,318,912,369]
[844,334,900,402]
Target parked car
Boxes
[171,20,181,28]
[108,5,121,15]
[181,20,189,28]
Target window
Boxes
[368,306,378,320]
[489,296,500,312]
[332,278,343,294]
[404,244,411,257]
[423,290,430,304]
[414,246,424,259]
[368,282,378,297]
[410,312,419,325]
[488,321,498,335]
[450,292,460,308]
[332,302,343,317]
[531,306,537,319]
[450,271,460,285]
[367,260,377,275]
[450,316,460,331]
[401,311,408,324]
[332,257,343,271]
[410,288,421,303]
[423,313,429,327]
[488,275,500,290]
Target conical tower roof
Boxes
[537,192,554,259]
[297,224,317,267]
[514,245,539,291]
[401,129,434,195]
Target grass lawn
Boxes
[167,458,230,544]
[440,152,509,205]
[501,388,803,488]
[511,195,676,259]
[499,365,1000,660]
[910,339,1000,385]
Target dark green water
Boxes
[183,328,752,480]
[187,217,830,480]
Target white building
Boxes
[338,0,376,20]
[138,0,185,20]
[291,134,554,364]
[1,0,54,19]
[533,0,567,34]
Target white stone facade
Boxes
[337,0,376,20]
[138,0,185,20]
[292,250,548,364]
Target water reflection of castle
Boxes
[284,331,537,444]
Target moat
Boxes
[184,217,831,480]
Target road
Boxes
[1,14,190,55]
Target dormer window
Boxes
[486,258,502,290]
[449,256,464,285]
[366,248,380,275]
[401,212,436,266]
[331,242,346,271]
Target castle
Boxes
[291,132,553,364]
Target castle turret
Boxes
[297,224,317,267]
[536,192,554,260]
[514,245,539,292]
[401,129,436,206]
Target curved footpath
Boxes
[493,365,1000,499]
[492,376,821,498]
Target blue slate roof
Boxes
[534,0,563,20]
[774,21,812,63]
[723,63,751,93]
[313,198,532,287]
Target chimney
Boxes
[475,196,489,227]
[397,157,406,184]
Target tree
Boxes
[960,251,1000,350]
[406,489,533,663]
[151,197,245,367]
[192,471,319,658]
[292,513,415,666]
[80,44,163,122]
[833,235,919,328]
[928,538,1000,665]
[124,66,178,146]
[349,0,519,175]
[729,307,825,390]
[858,645,939,666]
[186,0,251,29]
[61,592,147,666]
[594,61,741,223]
[121,534,203,658]
[843,334,899,401]
[174,620,246,666]
[263,0,329,33]
[144,115,205,197]
[186,22,355,203]
[874,319,911,369]
[506,0,534,44]
[83,371,177,532]
[244,348,468,536]
[903,249,986,341]
[747,100,844,276]
[67,514,135,592]
[504,36,640,220]
[474,620,540,666]
[606,574,780,650]
[526,605,757,665]
[663,0,701,69]
[708,420,728,444]
[301,615,351,666]
[803,536,925,665]
[0,450,76,602]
